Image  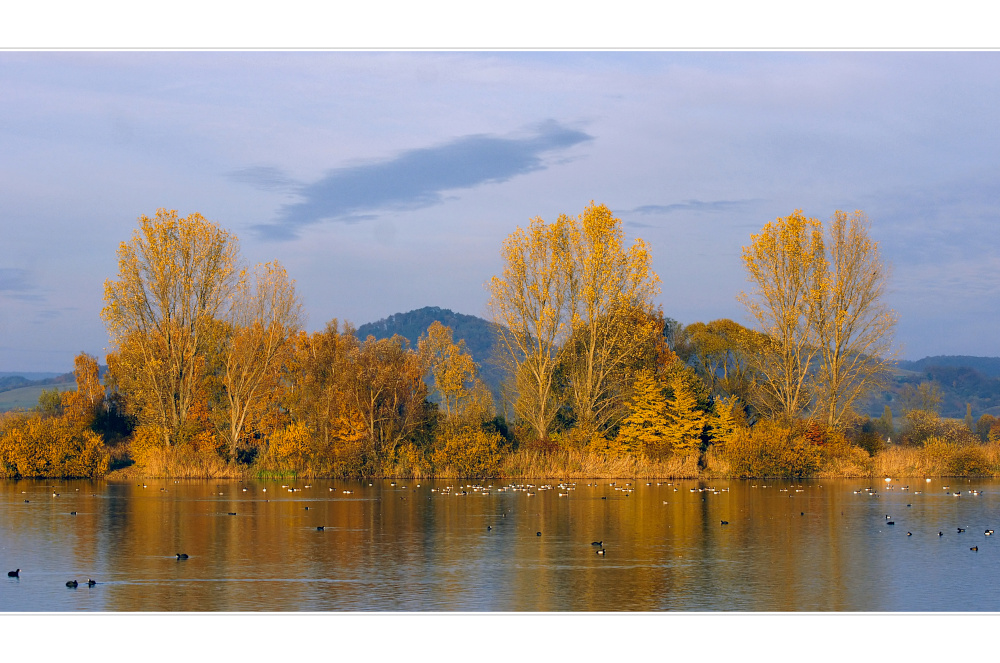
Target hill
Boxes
[356,306,505,397]
[895,355,1000,379]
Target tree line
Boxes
[6,202,989,480]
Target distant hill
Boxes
[895,356,1000,379]
[356,306,505,398]
[858,356,1000,419]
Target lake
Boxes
[2,476,999,611]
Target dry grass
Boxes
[499,449,700,479]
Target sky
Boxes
[2,51,999,371]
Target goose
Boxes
[66,580,78,588]
[176,553,189,559]
[7,569,19,578]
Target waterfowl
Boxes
[70,511,77,515]
[487,526,492,531]
[316,526,325,531]
[596,548,606,555]
[228,512,237,516]
[987,530,995,536]
[907,532,912,536]
[536,532,542,536]
[887,521,895,525]
[66,580,78,588]
[721,521,729,525]
[939,531,944,536]
[971,546,979,551]
[7,569,19,578]
[86,578,96,586]
[591,540,603,546]
[176,553,189,559]
[958,528,966,533]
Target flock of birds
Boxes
[6,477,994,588]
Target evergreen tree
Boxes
[880,404,894,435]
[664,373,707,456]
[615,369,670,459]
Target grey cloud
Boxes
[0,268,32,292]
[249,121,592,240]
[228,166,301,193]
[621,199,763,216]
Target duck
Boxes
[86,578,96,586]
[7,569,19,578]
[939,531,944,536]
[176,553,189,559]
[907,532,912,536]
[887,521,895,525]
[536,532,542,537]
[721,521,729,525]
[316,526,325,531]
[596,548,606,555]
[591,540,603,546]
[971,546,979,551]
[66,580,78,588]
[70,511,77,515]
[987,530,995,536]
[958,528,966,533]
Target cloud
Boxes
[228,166,300,193]
[0,268,32,292]
[247,120,592,240]
[620,199,763,217]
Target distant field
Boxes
[0,384,76,412]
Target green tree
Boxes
[965,403,975,432]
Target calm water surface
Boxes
[2,476,998,611]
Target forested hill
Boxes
[355,306,505,395]
[895,356,1000,379]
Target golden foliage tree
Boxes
[489,215,573,441]
[222,261,302,455]
[614,368,670,459]
[740,211,826,421]
[343,334,430,472]
[418,321,479,421]
[563,202,661,436]
[664,372,708,456]
[63,352,104,429]
[812,211,897,427]
[102,209,240,446]
[675,319,757,402]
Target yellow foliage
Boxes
[0,413,109,478]
[432,425,503,478]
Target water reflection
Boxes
[3,477,1000,611]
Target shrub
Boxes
[0,413,109,478]
[721,420,822,478]
[432,424,503,478]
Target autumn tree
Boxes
[614,369,670,459]
[740,211,826,422]
[899,382,942,415]
[221,261,302,456]
[812,210,897,427]
[675,318,757,403]
[562,202,661,437]
[489,215,573,441]
[63,353,104,428]
[102,209,240,446]
[663,371,708,456]
[343,334,430,472]
[418,321,479,421]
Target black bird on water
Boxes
[887,521,895,525]
[7,569,19,578]
[536,532,542,536]
[971,546,979,551]
[316,526,325,531]
[958,528,966,533]
[721,520,730,525]
[591,540,603,546]
[66,580,78,588]
[176,553,189,559]
[939,531,944,536]
[86,578,96,587]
